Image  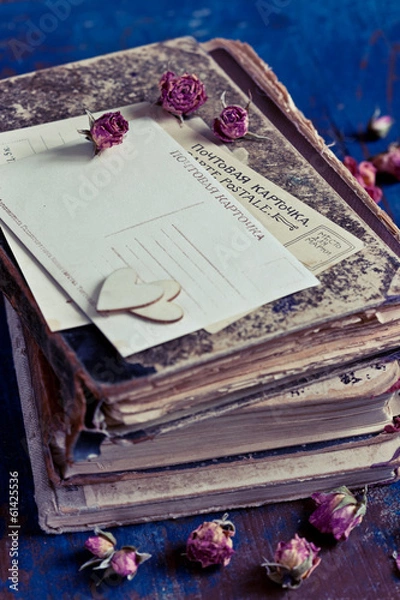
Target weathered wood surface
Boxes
[1,0,400,598]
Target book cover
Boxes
[7,297,400,533]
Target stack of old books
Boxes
[1,37,400,533]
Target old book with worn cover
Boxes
[27,311,400,484]
[7,299,400,533]
[2,37,400,468]
[11,296,400,482]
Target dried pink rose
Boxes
[309,485,367,541]
[367,109,394,139]
[262,534,321,589]
[84,528,116,558]
[213,92,268,143]
[78,110,129,155]
[384,415,400,433]
[213,104,249,142]
[80,528,117,572]
[186,514,235,568]
[372,143,400,181]
[158,71,207,117]
[385,378,400,393]
[358,160,377,187]
[79,530,150,586]
[343,156,383,202]
[110,546,151,581]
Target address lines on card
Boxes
[154,238,206,312]
[124,235,203,311]
[118,220,247,316]
[159,228,226,296]
[171,224,244,298]
[132,235,206,314]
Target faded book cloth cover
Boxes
[2,37,400,462]
[6,299,400,533]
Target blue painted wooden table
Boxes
[1,1,400,598]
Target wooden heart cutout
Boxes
[97,268,164,312]
[129,280,183,322]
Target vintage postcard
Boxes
[0,116,318,356]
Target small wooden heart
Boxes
[97,268,164,312]
[130,280,184,322]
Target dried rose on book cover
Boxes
[158,71,207,117]
[262,534,321,589]
[343,156,383,202]
[309,485,367,541]
[186,514,235,568]
[213,92,267,143]
[78,110,129,155]
[372,143,400,181]
[213,103,249,142]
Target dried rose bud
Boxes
[186,514,235,568]
[309,485,367,541]
[372,143,400,181]
[343,155,383,202]
[84,528,116,558]
[262,534,321,589]
[367,109,394,139]
[213,104,249,143]
[358,160,377,187]
[384,415,400,433]
[80,528,118,572]
[110,546,151,581]
[213,92,268,143]
[158,71,207,117]
[78,110,129,155]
